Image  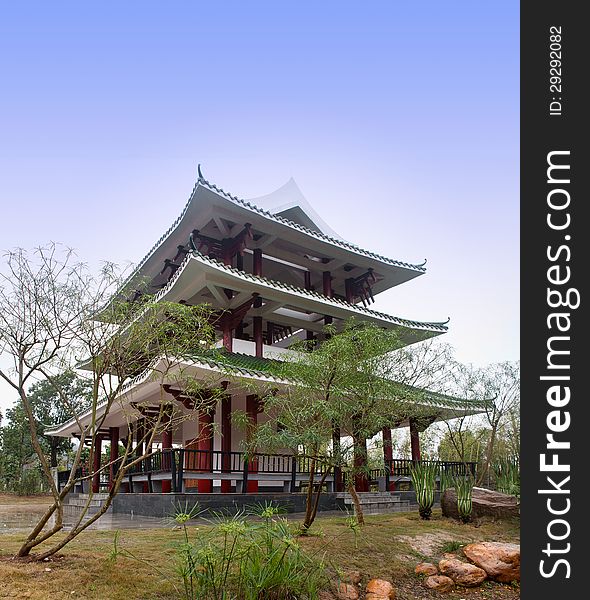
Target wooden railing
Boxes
[122,450,476,493]
[386,459,477,478]
[123,449,329,493]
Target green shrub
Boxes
[493,459,520,498]
[439,469,454,494]
[410,462,438,520]
[162,502,326,600]
[454,475,475,523]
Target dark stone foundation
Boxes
[111,492,345,518]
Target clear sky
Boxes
[0,1,519,414]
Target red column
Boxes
[196,404,215,493]
[223,320,233,352]
[304,272,315,342]
[353,434,369,492]
[221,395,232,493]
[109,427,119,490]
[382,427,394,491]
[246,394,259,493]
[161,427,173,493]
[409,419,421,462]
[323,271,333,326]
[322,271,332,297]
[92,435,103,493]
[345,278,354,303]
[253,249,264,356]
[253,316,263,357]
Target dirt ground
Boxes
[0,499,520,600]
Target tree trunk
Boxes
[50,442,58,469]
[478,424,498,486]
[301,458,317,531]
[347,478,365,525]
[309,466,332,526]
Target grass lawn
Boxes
[0,499,520,600]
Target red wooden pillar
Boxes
[92,435,103,493]
[109,427,119,490]
[223,320,233,352]
[345,278,354,303]
[409,418,421,462]
[322,271,332,297]
[353,434,369,492]
[382,427,394,491]
[323,271,333,326]
[221,395,232,493]
[304,272,315,342]
[253,316,263,357]
[161,427,173,493]
[197,404,215,493]
[252,249,263,356]
[246,394,260,493]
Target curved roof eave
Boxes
[46,353,489,437]
[149,250,449,335]
[117,172,428,298]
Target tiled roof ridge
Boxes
[117,173,428,298]
[151,250,448,333]
[181,350,490,410]
[197,176,427,272]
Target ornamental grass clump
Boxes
[439,468,454,494]
[454,475,475,523]
[493,458,520,499]
[410,462,438,520]
[174,502,326,600]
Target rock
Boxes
[424,575,454,592]
[439,558,487,587]
[463,542,520,582]
[415,562,438,576]
[365,579,395,599]
[336,582,359,600]
[346,571,362,584]
[319,592,337,600]
[441,487,519,520]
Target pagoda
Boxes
[48,168,488,499]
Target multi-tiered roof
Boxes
[48,169,489,440]
[117,168,448,349]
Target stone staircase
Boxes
[335,492,412,515]
[63,493,112,519]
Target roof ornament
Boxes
[443,317,451,324]
[419,258,428,267]
[197,164,205,181]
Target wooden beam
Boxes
[212,215,230,237]
[206,283,230,307]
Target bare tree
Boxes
[0,245,216,559]
[476,361,520,485]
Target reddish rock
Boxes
[439,557,487,587]
[415,562,438,576]
[424,575,454,592]
[336,582,359,600]
[346,571,362,584]
[463,542,520,582]
[441,487,519,520]
[365,579,395,599]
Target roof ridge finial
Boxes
[419,258,428,267]
[197,164,204,181]
[443,316,451,324]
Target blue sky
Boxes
[0,1,519,412]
